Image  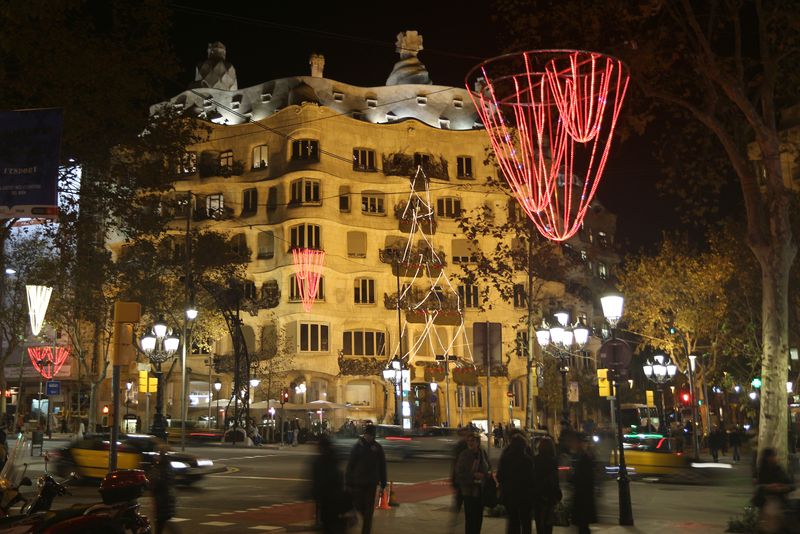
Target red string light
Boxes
[467,50,629,241]
[27,346,71,379]
[291,248,326,312]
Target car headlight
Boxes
[170,461,189,469]
[196,459,213,467]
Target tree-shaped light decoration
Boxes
[291,248,326,312]
[27,346,71,379]
[25,285,52,337]
[466,50,629,241]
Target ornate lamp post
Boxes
[642,354,677,434]
[435,354,457,427]
[536,312,589,428]
[140,317,179,441]
[382,356,403,425]
[213,378,222,429]
[600,291,634,526]
[180,304,198,451]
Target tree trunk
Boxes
[525,222,537,430]
[757,246,792,465]
[88,381,98,433]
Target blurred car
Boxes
[410,427,462,457]
[612,433,689,477]
[50,434,224,484]
[332,424,414,461]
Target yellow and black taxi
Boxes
[612,433,690,477]
[50,434,224,484]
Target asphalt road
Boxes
[8,441,754,533]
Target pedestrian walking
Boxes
[532,438,561,534]
[752,448,794,532]
[729,425,742,462]
[493,423,503,449]
[345,424,387,534]
[292,420,300,446]
[497,432,535,534]
[709,426,723,462]
[311,435,346,534]
[151,447,178,534]
[454,432,489,534]
[569,433,596,534]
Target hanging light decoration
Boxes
[27,346,71,379]
[291,248,326,312]
[466,50,630,241]
[25,285,53,337]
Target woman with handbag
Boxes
[533,438,562,534]
[455,432,489,534]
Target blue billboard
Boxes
[0,108,62,219]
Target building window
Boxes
[230,233,248,258]
[176,152,197,175]
[457,385,482,408]
[598,262,608,279]
[219,150,233,173]
[242,280,257,300]
[414,153,431,170]
[252,145,268,169]
[513,284,527,308]
[456,156,473,179]
[206,194,224,217]
[580,250,588,262]
[257,231,274,259]
[342,330,386,356]
[386,112,397,122]
[290,275,325,301]
[458,284,479,308]
[451,239,477,264]
[354,278,375,304]
[339,186,350,212]
[510,380,523,407]
[353,148,376,171]
[361,191,385,215]
[291,139,319,161]
[439,117,450,129]
[515,331,529,358]
[299,322,329,352]
[345,381,373,406]
[267,186,278,212]
[290,178,321,205]
[597,231,609,248]
[333,91,344,102]
[347,231,367,258]
[437,197,462,219]
[453,99,464,109]
[242,188,257,216]
[290,224,321,250]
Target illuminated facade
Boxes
[144,34,620,431]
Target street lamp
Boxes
[213,378,222,429]
[642,354,677,434]
[140,317,180,440]
[600,291,634,526]
[536,312,589,428]
[430,382,438,425]
[250,378,261,404]
[382,356,403,425]
[180,305,198,451]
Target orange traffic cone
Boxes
[388,481,399,507]
[377,486,391,510]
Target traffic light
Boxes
[668,326,677,335]
[681,392,691,404]
[102,404,110,415]
[280,388,289,405]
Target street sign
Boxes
[568,381,580,403]
[598,339,633,379]
[45,381,60,396]
[597,368,611,396]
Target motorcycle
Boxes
[0,436,151,533]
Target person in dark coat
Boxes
[312,435,346,534]
[451,427,470,513]
[728,425,742,462]
[497,432,535,534]
[709,426,724,462]
[345,424,387,534]
[569,433,596,534]
[753,447,794,531]
[151,447,177,534]
[454,432,489,534]
[532,438,561,534]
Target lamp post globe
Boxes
[642,353,678,434]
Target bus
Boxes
[619,404,659,433]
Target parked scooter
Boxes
[0,437,151,533]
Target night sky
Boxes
[168,2,680,252]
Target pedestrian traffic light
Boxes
[681,392,690,404]
[102,404,110,415]
[751,377,762,389]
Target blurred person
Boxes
[151,446,177,534]
[454,432,489,534]
[493,423,503,449]
[497,432,535,534]
[451,427,471,512]
[345,424,387,534]
[709,426,724,462]
[312,435,346,534]
[569,433,596,534]
[533,438,561,534]
[753,448,794,532]
[729,425,742,462]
